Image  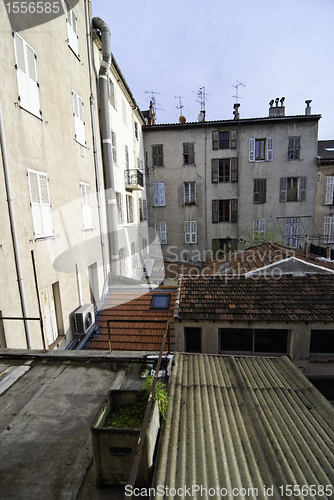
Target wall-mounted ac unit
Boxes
[75,304,95,335]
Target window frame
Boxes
[285,217,299,248]
[219,328,289,355]
[27,168,53,238]
[183,142,195,165]
[325,176,334,205]
[72,90,85,146]
[249,137,274,162]
[153,182,166,207]
[253,178,267,203]
[288,136,300,160]
[184,182,196,205]
[150,294,170,310]
[80,182,93,230]
[184,220,197,244]
[280,177,306,202]
[324,216,334,243]
[126,194,133,224]
[155,221,167,244]
[212,199,238,223]
[152,144,164,167]
[65,0,79,56]
[253,218,266,241]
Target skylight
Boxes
[150,294,170,309]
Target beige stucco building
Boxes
[143,101,320,261]
[0,2,148,350]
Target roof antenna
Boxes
[174,96,186,123]
[144,91,162,119]
[232,80,245,103]
[191,86,208,121]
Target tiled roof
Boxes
[163,259,202,278]
[176,274,334,322]
[318,139,334,160]
[86,290,176,351]
[201,242,334,276]
[152,353,334,496]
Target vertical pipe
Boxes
[0,101,32,349]
[31,250,46,352]
[76,263,83,306]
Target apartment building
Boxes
[0,2,147,350]
[314,140,334,251]
[143,100,320,260]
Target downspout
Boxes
[0,101,32,348]
[92,16,119,277]
[84,0,108,292]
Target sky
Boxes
[91,0,334,140]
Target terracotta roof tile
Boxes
[86,290,176,351]
[176,274,334,322]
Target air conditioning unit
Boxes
[74,304,95,335]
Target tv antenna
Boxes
[232,80,245,103]
[144,90,163,117]
[174,96,185,117]
[191,86,208,112]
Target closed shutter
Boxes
[184,183,189,203]
[280,177,287,202]
[230,130,237,149]
[212,159,219,183]
[230,157,238,182]
[325,176,334,205]
[249,139,255,162]
[212,200,219,223]
[285,217,298,248]
[184,221,191,243]
[153,183,160,206]
[230,199,238,223]
[324,217,334,243]
[191,221,197,243]
[212,131,219,150]
[72,91,85,146]
[267,137,274,161]
[66,0,79,55]
[14,33,40,117]
[299,176,306,202]
[155,222,167,244]
[28,170,53,237]
[111,131,117,164]
[159,182,165,206]
[253,218,266,239]
[81,183,93,229]
[253,179,260,203]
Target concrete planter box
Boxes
[91,390,160,487]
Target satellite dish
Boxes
[198,111,204,122]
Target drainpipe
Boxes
[84,0,108,291]
[76,263,83,306]
[0,101,32,348]
[92,16,119,277]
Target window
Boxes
[134,121,138,140]
[325,176,334,205]
[253,218,266,241]
[285,217,298,248]
[139,198,148,221]
[152,145,164,167]
[116,192,123,224]
[65,0,78,56]
[288,137,300,160]
[212,130,237,150]
[211,158,238,183]
[72,90,85,146]
[126,195,133,223]
[122,99,127,124]
[219,328,288,354]
[184,182,195,204]
[212,199,237,223]
[249,138,273,161]
[153,182,166,206]
[150,294,170,310]
[125,145,129,170]
[310,330,334,355]
[184,327,201,352]
[280,177,306,202]
[119,247,126,276]
[155,221,167,244]
[28,169,53,238]
[184,221,197,243]
[253,179,266,203]
[324,216,334,243]
[80,183,93,229]
[13,32,41,117]
[183,143,195,165]
[131,242,138,269]
[111,131,117,164]
[108,78,116,108]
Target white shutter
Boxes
[39,173,53,236]
[66,1,79,55]
[249,138,255,162]
[81,183,93,229]
[184,221,191,243]
[325,176,334,205]
[159,183,165,206]
[153,183,159,206]
[28,170,52,237]
[72,91,85,146]
[285,217,298,248]
[324,217,334,243]
[280,177,287,202]
[191,221,197,243]
[160,221,167,244]
[267,137,274,161]
[14,33,40,117]
[28,170,43,237]
[111,131,117,164]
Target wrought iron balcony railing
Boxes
[124,169,144,190]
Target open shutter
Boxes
[230,130,237,149]
[211,159,218,183]
[212,200,219,223]
[285,217,298,248]
[267,137,274,161]
[159,183,165,206]
[28,170,43,237]
[212,131,219,150]
[188,143,195,163]
[253,179,260,203]
[72,91,85,146]
[280,177,287,202]
[14,33,40,117]
[325,176,334,205]
[184,183,189,203]
[260,179,266,203]
[190,182,195,202]
[299,176,306,202]
[230,158,238,182]
[230,199,238,223]
[111,131,117,164]
[249,139,255,162]
[184,221,190,243]
[66,1,79,55]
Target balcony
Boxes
[124,169,144,191]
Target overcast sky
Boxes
[92,0,334,140]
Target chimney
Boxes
[326,247,331,259]
[304,235,309,258]
[305,100,312,115]
[269,97,285,117]
[233,103,240,120]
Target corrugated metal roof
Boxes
[152,353,334,499]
